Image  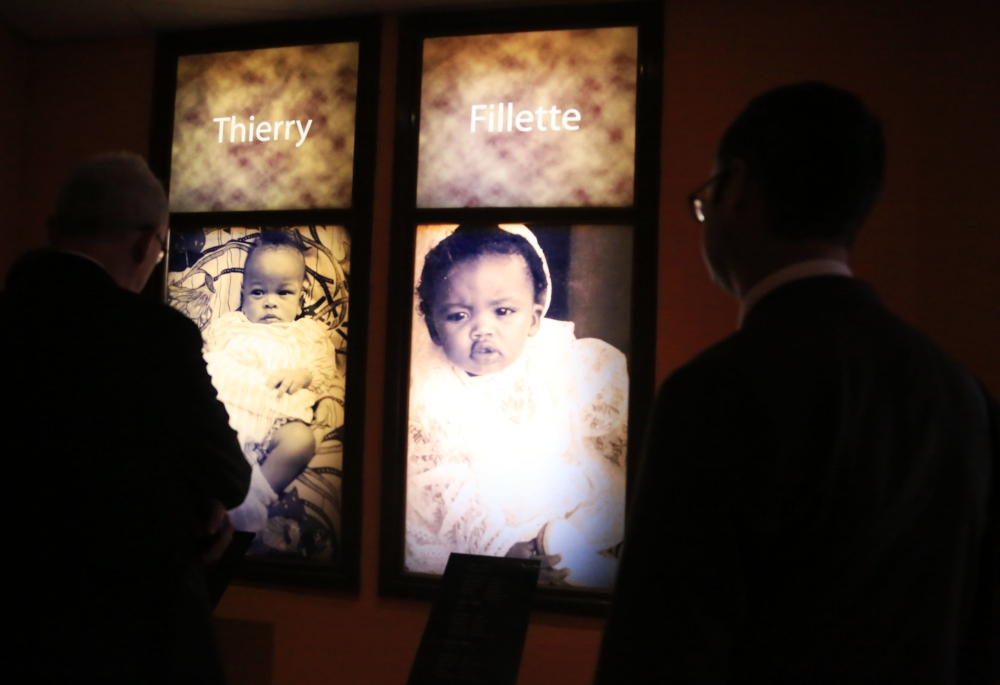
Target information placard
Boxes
[408,554,540,685]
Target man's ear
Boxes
[131,226,157,265]
[715,159,750,212]
[527,304,543,337]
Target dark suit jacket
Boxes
[595,276,998,684]
[2,250,251,684]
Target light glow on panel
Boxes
[404,224,631,588]
[417,28,638,208]
[169,44,359,212]
[167,226,350,561]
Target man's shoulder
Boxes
[662,278,984,415]
[658,333,750,404]
[2,252,202,348]
[114,289,204,346]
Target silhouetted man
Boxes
[595,83,997,684]
[4,153,251,683]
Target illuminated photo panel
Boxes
[417,28,638,208]
[167,226,350,562]
[405,224,632,588]
[169,44,359,212]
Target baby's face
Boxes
[431,253,543,376]
[241,248,306,324]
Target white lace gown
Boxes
[405,317,628,587]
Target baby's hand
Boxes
[266,368,313,395]
[505,531,570,585]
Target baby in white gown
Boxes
[203,232,343,533]
[406,225,628,588]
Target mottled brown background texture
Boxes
[170,43,358,212]
[417,28,637,208]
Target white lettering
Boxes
[535,107,548,131]
[210,115,317,146]
[548,106,562,131]
[295,119,313,147]
[471,105,487,132]
[469,103,582,134]
[213,117,228,142]
[231,116,245,143]
[515,110,533,131]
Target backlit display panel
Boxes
[169,44,359,212]
[416,28,638,208]
[167,226,350,561]
[404,223,632,588]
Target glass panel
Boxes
[417,28,638,208]
[169,44,359,212]
[166,226,350,562]
[405,223,632,588]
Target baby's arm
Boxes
[574,338,630,466]
[204,347,313,423]
[561,337,630,566]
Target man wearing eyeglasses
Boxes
[2,153,251,683]
[595,83,997,684]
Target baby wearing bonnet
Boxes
[406,224,628,588]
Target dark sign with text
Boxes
[408,554,540,685]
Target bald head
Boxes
[47,153,169,293]
[48,152,168,242]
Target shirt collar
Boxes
[738,259,853,328]
[59,249,113,276]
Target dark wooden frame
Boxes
[147,16,382,592]
[379,1,662,615]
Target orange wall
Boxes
[1,1,997,683]
[656,0,1000,396]
[14,37,156,255]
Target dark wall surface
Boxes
[1,1,996,682]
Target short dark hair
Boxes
[48,152,168,240]
[717,82,885,247]
[416,225,547,343]
[243,230,307,277]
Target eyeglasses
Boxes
[155,232,168,264]
[687,170,727,224]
